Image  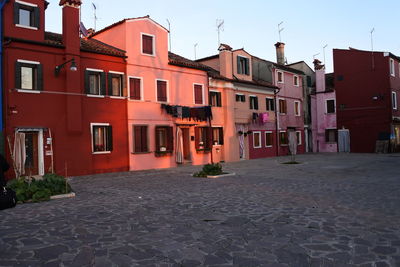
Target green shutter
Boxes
[255,97,258,110]
[219,128,224,145]
[121,74,127,97]
[245,58,249,75]
[84,70,90,94]
[100,72,107,95]
[15,61,21,89]
[237,56,241,74]
[34,7,40,28]
[107,126,113,151]
[13,3,20,24]
[37,64,43,91]
[107,73,112,96]
[217,92,221,107]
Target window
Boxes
[293,75,299,86]
[277,71,284,83]
[296,131,302,145]
[253,131,261,148]
[210,91,222,107]
[155,126,173,152]
[15,60,42,91]
[156,80,168,102]
[195,127,212,150]
[265,131,273,147]
[142,33,154,55]
[325,129,337,143]
[390,58,395,77]
[236,94,245,102]
[279,131,288,145]
[108,72,125,97]
[237,56,249,75]
[278,99,287,114]
[194,84,204,104]
[212,127,224,145]
[14,1,40,29]
[129,77,142,100]
[91,124,112,153]
[294,101,300,116]
[249,96,258,110]
[85,69,106,96]
[326,99,336,113]
[133,125,148,153]
[392,91,398,110]
[266,98,275,111]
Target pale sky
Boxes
[45,0,400,73]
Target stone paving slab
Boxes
[0,153,400,266]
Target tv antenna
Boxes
[194,43,198,60]
[92,2,98,31]
[166,19,171,52]
[323,44,328,65]
[278,21,284,42]
[313,53,320,60]
[370,27,375,70]
[216,19,224,46]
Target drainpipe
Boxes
[274,86,280,157]
[0,0,9,154]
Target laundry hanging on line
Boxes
[161,104,212,122]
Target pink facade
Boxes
[311,61,337,152]
[92,17,212,170]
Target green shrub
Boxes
[193,163,224,177]
[6,174,72,203]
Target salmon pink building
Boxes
[197,44,279,161]
[91,17,214,170]
[3,0,129,177]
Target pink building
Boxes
[92,17,213,170]
[311,59,337,152]
[198,44,278,161]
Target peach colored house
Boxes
[198,44,279,161]
[92,17,213,170]
[311,59,337,152]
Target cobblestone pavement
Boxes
[1,153,400,267]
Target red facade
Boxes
[333,48,400,153]
[3,0,129,178]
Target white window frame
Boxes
[16,128,44,176]
[128,76,144,101]
[253,131,262,148]
[265,131,273,148]
[85,68,104,98]
[155,79,169,103]
[209,90,221,107]
[326,99,336,114]
[390,58,395,77]
[296,131,302,145]
[16,59,41,93]
[392,91,398,110]
[141,32,156,57]
[109,71,124,99]
[193,83,205,105]
[15,0,38,30]
[279,130,288,146]
[277,70,284,84]
[293,75,299,86]
[235,93,245,102]
[90,123,111,154]
[266,97,274,111]
[294,100,301,116]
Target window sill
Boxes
[87,94,105,98]
[253,146,262,149]
[265,145,273,148]
[110,96,125,99]
[280,144,288,146]
[131,151,151,154]
[16,24,38,30]
[141,53,156,57]
[92,151,111,154]
[129,98,144,102]
[196,149,211,153]
[155,151,173,157]
[16,89,41,94]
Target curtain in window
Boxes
[13,132,26,176]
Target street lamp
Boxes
[55,58,77,76]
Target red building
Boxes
[333,48,400,153]
[3,0,129,178]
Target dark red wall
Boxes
[333,49,395,153]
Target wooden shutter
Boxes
[155,127,160,152]
[219,128,224,145]
[167,127,173,151]
[237,56,242,74]
[13,3,20,24]
[37,64,43,91]
[106,126,113,151]
[141,126,148,152]
[245,58,249,75]
[206,127,213,149]
[121,75,127,97]
[107,73,113,96]
[134,126,142,152]
[217,92,221,107]
[157,80,167,102]
[142,35,153,54]
[34,7,40,28]
[129,78,141,100]
[194,84,203,104]
[100,72,106,95]
[84,70,90,94]
[254,96,258,110]
[195,127,200,149]
[15,61,21,89]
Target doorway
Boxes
[182,128,191,161]
[15,129,44,176]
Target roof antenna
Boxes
[278,21,284,42]
[323,44,328,66]
[194,43,198,60]
[166,19,171,52]
[92,2,98,31]
[216,19,224,46]
[313,53,320,60]
[370,27,375,70]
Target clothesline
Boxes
[161,104,212,122]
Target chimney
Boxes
[218,43,233,79]
[275,42,285,65]
[59,0,82,54]
[313,59,326,93]
[313,59,325,70]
